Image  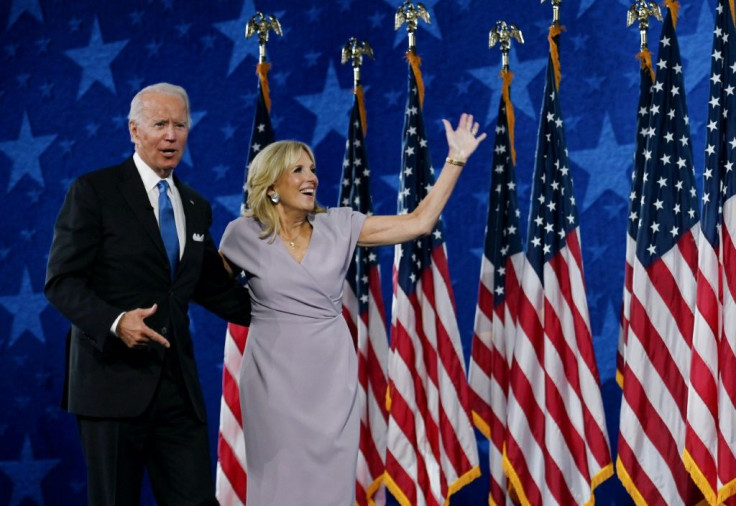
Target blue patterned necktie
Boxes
[157,180,179,278]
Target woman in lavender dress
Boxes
[219,113,485,505]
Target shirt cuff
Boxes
[111,312,124,336]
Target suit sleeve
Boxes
[192,223,251,327]
[45,177,122,350]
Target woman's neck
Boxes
[276,209,309,235]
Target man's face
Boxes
[129,91,189,178]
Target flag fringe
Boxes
[502,449,532,506]
[682,448,718,505]
[548,25,565,91]
[616,368,624,389]
[364,472,386,506]
[471,410,491,439]
[256,62,272,112]
[585,463,615,506]
[718,477,736,505]
[615,456,649,506]
[666,0,680,29]
[383,455,480,506]
[356,84,368,137]
[383,470,412,506]
[444,465,481,506]
[731,0,735,26]
[406,51,425,108]
[636,48,656,83]
[500,69,517,166]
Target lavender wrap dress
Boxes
[219,207,366,506]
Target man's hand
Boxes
[115,304,170,349]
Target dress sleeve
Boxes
[333,207,366,256]
[219,217,254,274]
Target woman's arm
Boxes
[357,113,486,247]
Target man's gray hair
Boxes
[128,83,191,127]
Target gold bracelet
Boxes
[445,157,466,167]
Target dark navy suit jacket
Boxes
[45,156,250,422]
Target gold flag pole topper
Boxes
[245,11,282,65]
[489,21,523,165]
[341,37,374,91]
[489,21,524,72]
[341,37,374,135]
[395,1,431,106]
[394,1,430,53]
[626,1,662,81]
[245,12,282,113]
[626,1,662,51]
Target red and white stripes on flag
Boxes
[616,49,655,388]
[216,62,275,506]
[467,69,524,506]
[615,7,703,504]
[503,27,612,505]
[217,323,249,505]
[339,85,389,506]
[384,53,479,506]
[683,0,736,503]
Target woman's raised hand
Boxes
[442,113,487,163]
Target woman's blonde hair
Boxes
[245,140,325,239]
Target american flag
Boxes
[615,7,704,504]
[338,85,389,506]
[683,1,736,503]
[503,28,613,505]
[616,49,655,388]
[215,62,275,506]
[384,53,479,506]
[467,70,524,506]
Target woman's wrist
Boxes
[445,156,466,167]
[446,149,468,163]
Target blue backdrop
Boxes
[0,0,717,504]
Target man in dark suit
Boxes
[45,82,250,505]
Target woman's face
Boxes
[270,148,319,215]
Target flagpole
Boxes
[489,21,523,164]
[394,1,430,108]
[341,38,374,136]
[626,1,662,52]
[341,37,374,91]
[215,11,282,506]
[489,21,523,72]
[616,1,662,390]
[338,37,389,506]
[386,3,481,505]
[467,19,524,505]
[542,0,564,90]
[245,11,282,65]
[542,0,562,26]
[245,12,281,117]
[394,0,430,54]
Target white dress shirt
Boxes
[111,153,188,335]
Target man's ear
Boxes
[128,121,137,144]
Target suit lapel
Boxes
[117,158,169,260]
[174,177,202,276]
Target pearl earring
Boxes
[270,193,280,204]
